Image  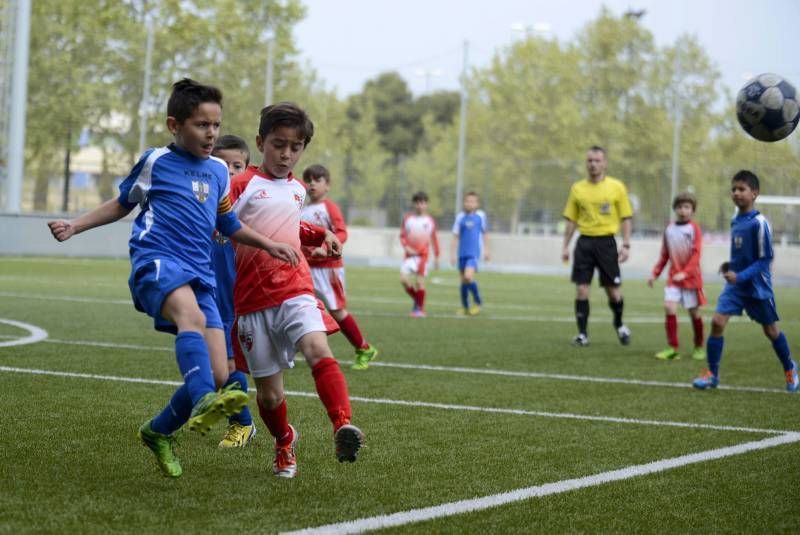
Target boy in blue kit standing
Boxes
[211,135,257,448]
[48,79,299,477]
[693,170,798,392]
[450,191,489,315]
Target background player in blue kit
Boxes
[210,135,257,448]
[693,170,798,392]
[450,191,489,315]
[48,79,299,477]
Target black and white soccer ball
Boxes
[736,73,800,142]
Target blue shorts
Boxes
[458,256,479,272]
[129,258,223,334]
[716,286,779,325]
[222,317,234,358]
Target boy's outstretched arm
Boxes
[230,224,300,266]
[48,198,133,242]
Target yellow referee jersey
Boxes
[562,176,633,236]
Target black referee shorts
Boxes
[571,235,621,287]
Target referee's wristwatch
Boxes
[622,243,631,249]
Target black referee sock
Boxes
[575,299,589,335]
[609,298,624,328]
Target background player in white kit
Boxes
[647,192,706,361]
[300,164,379,370]
[400,191,440,317]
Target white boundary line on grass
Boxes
[0,365,794,435]
[0,335,787,395]
[281,432,800,535]
[0,318,48,348]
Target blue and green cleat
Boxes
[785,361,799,393]
[692,369,719,390]
[138,421,182,478]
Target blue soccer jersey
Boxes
[117,143,241,290]
[728,209,774,300]
[452,210,487,259]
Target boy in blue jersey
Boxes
[211,135,257,448]
[450,191,490,315]
[48,79,300,477]
[693,170,798,392]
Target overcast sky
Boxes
[293,0,800,101]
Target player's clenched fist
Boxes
[48,220,75,242]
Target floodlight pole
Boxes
[5,0,31,214]
[454,40,469,217]
[138,14,154,156]
[669,47,683,205]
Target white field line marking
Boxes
[0,319,48,348]
[2,291,770,325]
[0,366,793,435]
[0,335,787,395]
[281,432,800,535]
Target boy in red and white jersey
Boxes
[300,164,379,370]
[230,102,364,478]
[647,192,706,361]
[400,191,440,317]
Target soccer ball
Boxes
[736,73,800,142]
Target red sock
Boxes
[403,284,417,302]
[256,397,292,446]
[311,357,352,431]
[337,313,367,350]
[416,288,426,310]
[692,316,704,348]
[666,314,678,349]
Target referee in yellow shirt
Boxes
[561,146,633,346]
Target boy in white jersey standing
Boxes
[300,164,379,370]
[47,79,298,478]
[400,191,440,317]
[647,192,706,361]
[230,102,365,478]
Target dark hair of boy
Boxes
[412,191,429,203]
[303,164,331,183]
[214,134,250,164]
[167,78,223,123]
[465,191,479,199]
[672,192,697,211]
[589,145,606,156]
[258,102,315,146]
[732,169,760,191]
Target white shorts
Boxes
[400,256,427,277]
[311,267,346,310]
[236,294,326,378]
[664,286,701,309]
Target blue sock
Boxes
[175,331,215,405]
[460,283,469,308]
[706,335,724,377]
[468,281,482,305]
[226,370,253,426]
[771,332,794,371]
[151,384,192,436]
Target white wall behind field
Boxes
[2,213,799,284]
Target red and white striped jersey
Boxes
[651,219,704,290]
[400,213,440,263]
[230,166,326,314]
[299,198,347,268]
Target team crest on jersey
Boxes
[294,193,304,209]
[734,235,743,249]
[599,202,610,214]
[192,180,210,203]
